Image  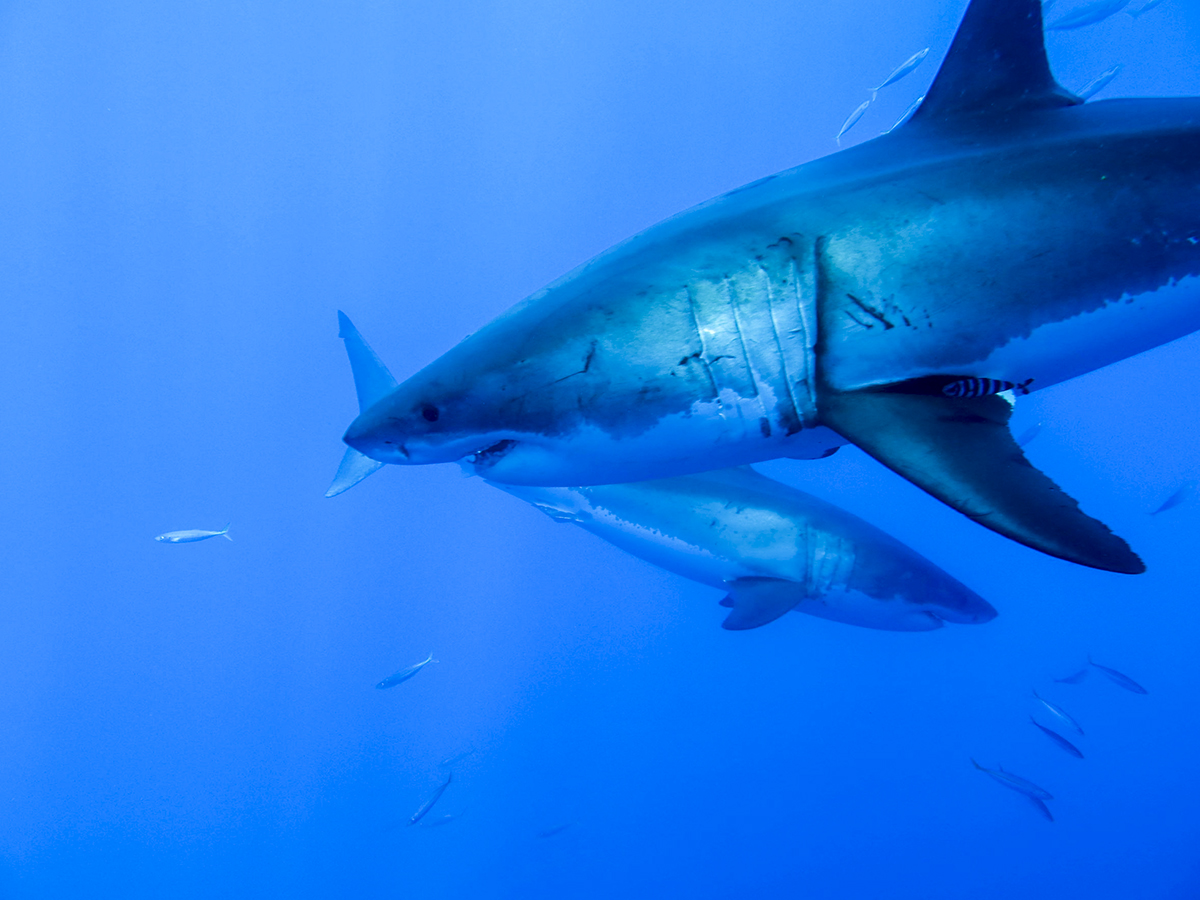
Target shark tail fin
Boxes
[819,389,1144,574]
[221,523,233,542]
[911,0,1080,126]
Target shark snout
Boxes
[343,413,410,463]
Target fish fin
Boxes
[325,447,385,498]
[910,0,1080,126]
[718,596,734,608]
[221,523,233,541]
[1027,795,1055,822]
[337,311,399,413]
[720,577,804,630]
[818,389,1144,574]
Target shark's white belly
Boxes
[968,275,1200,392]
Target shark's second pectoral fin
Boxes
[720,577,805,630]
[325,447,385,498]
[819,390,1144,574]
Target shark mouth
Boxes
[466,439,519,470]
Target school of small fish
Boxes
[973,657,1148,821]
[836,0,1169,144]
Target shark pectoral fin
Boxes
[819,390,1144,574]
[720,577,804,630]
[325,447,385,498]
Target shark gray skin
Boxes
[484,466,996,632]
[338,0,1200,574]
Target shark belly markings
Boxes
[972,275,1200,392]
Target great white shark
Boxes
[486,468,996,632]
[334,0,1200,574]
[332,313,994,632]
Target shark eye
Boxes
[421,404,440,422]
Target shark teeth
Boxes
[467,439,518,468]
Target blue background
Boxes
[3,0,1199,896]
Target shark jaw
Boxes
[346,404,846,487]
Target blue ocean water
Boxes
[5,0,1200,896]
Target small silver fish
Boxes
[1089,655,1148,693]
[971,759,1054,801]
[154,524,232,543]
[1015,423,1043,447]
[870,48,930,99]
[376,652,436,689]
[1047,0,1132,30]
[537,822,576,839]
[438,749,475,770]
[883,94,926,134]
[1054,668,1089,685]
[408,772,453,826]
[1152,480,1194,515]
[1026,795,1055,822]
[1033,689,1084,735]
[1076,65,1123,101]
[419,810,464,828]
[836,100,871,145]
[1029,717,1085,758]
[1129,0,1168,17]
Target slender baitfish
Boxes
[870,48,930,98]
[1089,656,1148,694]
[376,652,436,690]
[155,524,232,543]
[1054,668,1089,685]
[1129,0,1168,18]
[1029,717,1085,758]
[1015,423,1042,447]
[835,100,871,144]
[971,759,1054,801]
[1076,65,1123,101]
[1026,795,1055,822]
[408,773,453,826]
[1033,689,1084,735]
[1152,480,1194,515]
[1047,0,1132,30]
[883,95,926,135]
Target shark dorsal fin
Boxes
[337,310,398,413]
[911,0,1080,125]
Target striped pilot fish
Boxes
[941,377,1019,398]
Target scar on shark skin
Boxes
[847,293,896,330]
[551,341,599,385]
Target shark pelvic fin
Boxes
[911,0,1080,126]
[720,577,804,630]
[325,447,385,498]
[819,389,1144,575]
[337,310,398,413]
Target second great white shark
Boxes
[337,0,1200,574]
